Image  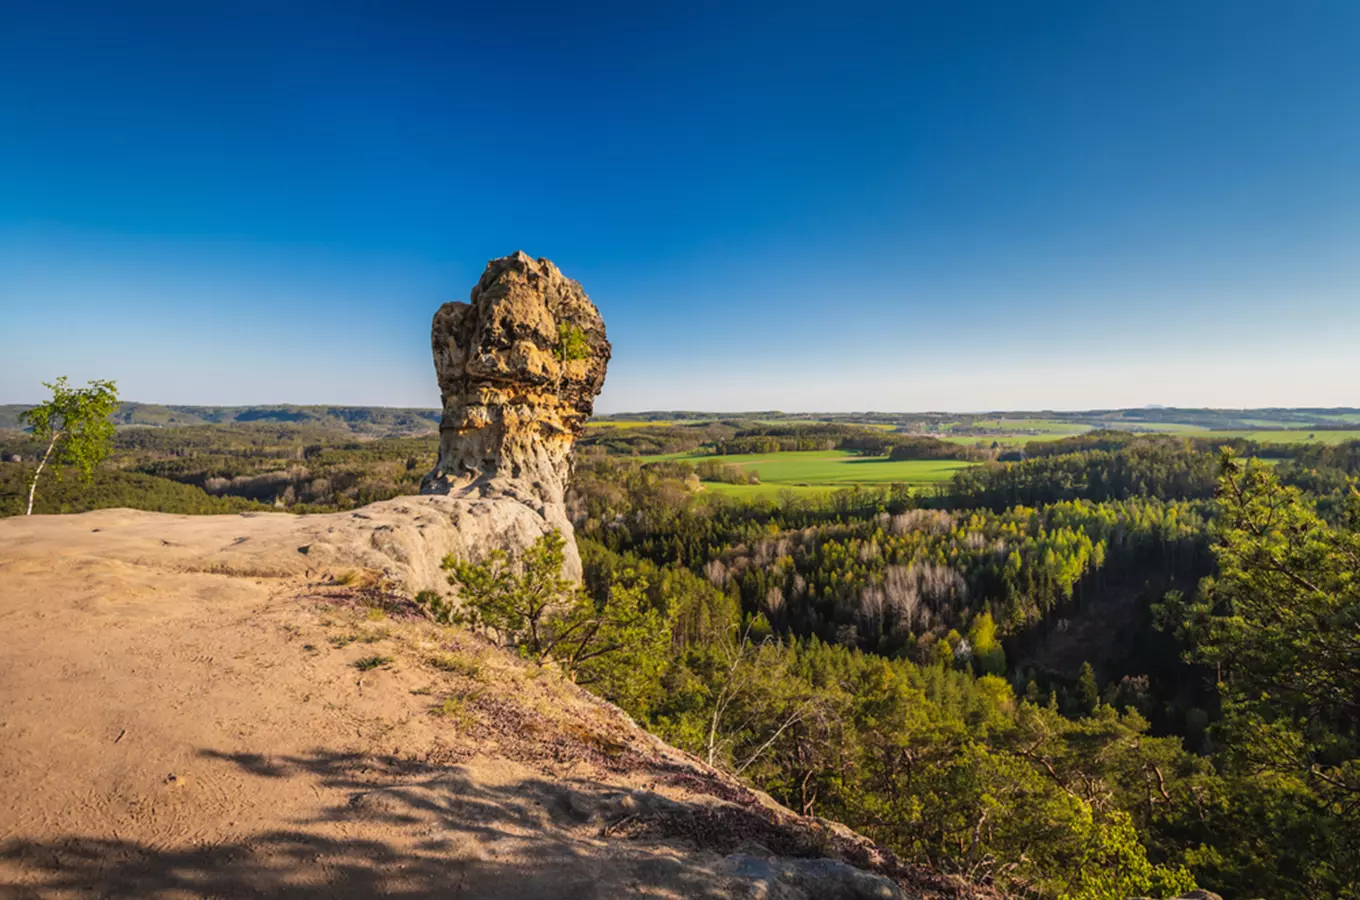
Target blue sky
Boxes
[2,1,1358,412]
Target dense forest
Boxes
[0,424,432,516]
[566,445,1360,898]
[0,402,441,434]
[2,420,1358,897]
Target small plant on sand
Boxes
[432,695,474,724]
[353,654,393,672]
[427,652,482,679]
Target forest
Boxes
[566,439,1360,899]
[2,419,1358,897]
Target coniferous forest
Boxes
[566,435,1360,899]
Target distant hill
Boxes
[3,403,1358,439]
[592,406,1360,432]
[0,403,441,436]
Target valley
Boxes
[5,404,1359,897]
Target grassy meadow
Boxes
[951,418,1090,435]
[1192,429,1360,444]
[930,424,1360,448]
[667,450,976,497]
[586,419,681,429]
[940,433,1075,447]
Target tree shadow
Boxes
[0,747,971,899]
[0,748,734,899]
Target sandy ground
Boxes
[0,508,975,900]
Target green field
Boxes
[944,426,1360,447]
[1119,421,1214,434]
[1195,429,1360,445]
[1107,427,1360,445]
[952,418,1090,435]
[666,450,976,496]
[939,433,1070,447]
[586,419,683,429]
[700,481,846,498]
[932,418,1091,447]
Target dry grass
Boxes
[426,651,483,679]
[353,654,393,672]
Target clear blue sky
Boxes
[3,1,1358,412]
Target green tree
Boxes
[552,571,670,705]
[21,377,120,515]
[1075,662,1100,717]
[434,531,576,659]
[1163,454,1360,894]
[430,532,670,699]
[966,611,1006,675]
[1060,810,1196,900]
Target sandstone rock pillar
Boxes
[421,251,610,511]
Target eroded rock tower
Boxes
[421,251,611,507]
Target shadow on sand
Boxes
[0,748,734,899]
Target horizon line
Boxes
[4,400,1360,417]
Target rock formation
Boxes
[248,250,602,587]
[61,253,612,597]
[421,251,610,507]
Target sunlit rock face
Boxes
[421,250,610,528]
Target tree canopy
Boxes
[21,377,120,515]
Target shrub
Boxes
[555,323,590,363]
